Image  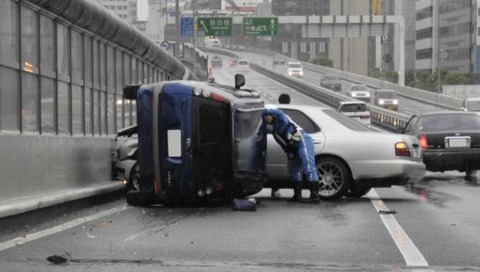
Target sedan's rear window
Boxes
[420,114,480,131]
[339,104,368,112]
[324,109,374,131]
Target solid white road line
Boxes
[367,189,429,267]
[0,205,126,252]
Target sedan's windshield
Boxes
[377,91,396,98]
[351,85,367,91]
[467,100,480,111]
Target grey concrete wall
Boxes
[0,134,114,201]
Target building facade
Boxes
[415,0,479,76]
[329,0,374,77]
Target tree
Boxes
[308,54,333,67]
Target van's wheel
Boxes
[316,157,350,200]
[126,191,157,207]
[129,163,141,191]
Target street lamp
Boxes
[175,0,179,58]
[437,50,447,93]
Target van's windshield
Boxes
[288,63,302,68]
[234,109,265,172]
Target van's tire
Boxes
[126,191,144,206]
[126,191,157,207]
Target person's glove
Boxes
[291,131,301,142]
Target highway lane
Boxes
[1,59,480,271]
[231,51,446,115]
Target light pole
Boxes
[175,0,179,58]
[192,0,196,77]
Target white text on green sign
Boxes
[197,17,232,37]
[243,17,278,36]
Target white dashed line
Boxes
[0,205,126,252]
[367,189,429,267]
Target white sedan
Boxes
[265,104,426,200]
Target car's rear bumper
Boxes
[424,149,480,172]
[351,160,426,186]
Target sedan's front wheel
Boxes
[316,157,350,200]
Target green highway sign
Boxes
[196,17,232,37]
[243,17,278,36]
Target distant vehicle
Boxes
[211,55,222,68]
[229,58,238,67]
[273,56,286,65]
[121,74,267,207]
[461,97,480,113]
[337,101,371,125]
[206,38,221,47]
[347,84,371,103]
[320,75,341,91]
[373,89,399,111]
[400,111,480,178]
[266,104,425,199]
[286,61,303,78]
[236,59,250,73]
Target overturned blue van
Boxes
[123,75,267,207]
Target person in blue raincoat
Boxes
[257,105,320,203]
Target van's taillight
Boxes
[395,142,411,157]
[419,134,428,151]
[360,115,370,119]
[211,93,225,102]
[154,180,159,194]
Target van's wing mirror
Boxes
[123,85,141,100]
[234,74,245,89]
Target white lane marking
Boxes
[367,189,429,267]
[0,205,127,252]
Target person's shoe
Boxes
[287,182,302,202]
[302,182,320,204]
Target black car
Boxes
[320,75,341,91]
[211,55,222,68]
[401,111,480,177]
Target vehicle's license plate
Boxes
[446,137,469,148]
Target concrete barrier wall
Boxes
[0,134,114,201]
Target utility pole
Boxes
[436,2,441,93]
[175,0,179,58]
[192,0,196,77]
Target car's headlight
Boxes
[379,99,385,105]
[351,93,357,97]
[365,93,371,97]
[393,99,399,105]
